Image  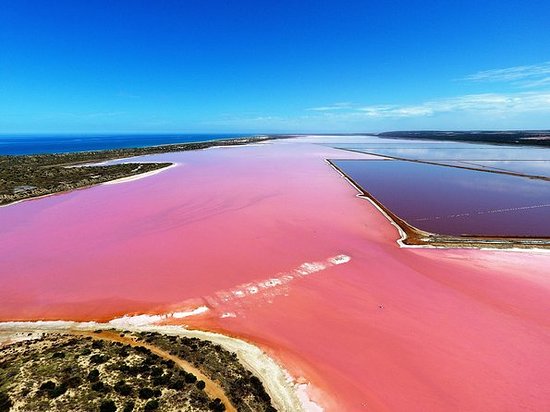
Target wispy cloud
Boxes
[461,61,550,88]
[307,102,354,111]
[309,92,550,119]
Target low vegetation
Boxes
[135,331,277,412]
[0,330,277,411]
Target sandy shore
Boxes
[0,162,176,209]
[102,162,178,185]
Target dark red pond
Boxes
[333,159,550,237]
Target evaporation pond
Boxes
[333,159,550,237]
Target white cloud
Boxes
[461,61,550,88]
[313,92,550,119]
[307,102,354,111]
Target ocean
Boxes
[0,133,256,155]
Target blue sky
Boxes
[1,0,550,133]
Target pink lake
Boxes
[1,137,550,411]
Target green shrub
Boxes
[138,387,155,400]
[48,383,68,398]
[114,380,132,396]
[99,399,117,412]
[92,340,104,349]
[90,354,108,364]
[209,398,225,412]
[39,381,56,391]
[122,401,135,412]
[0,392,12,412]
[63,375,82,388]
[91,381,106,392]
[184,373,197,384]
[168,379,184,390]
[87,369,100,382]
[144,400,159,411]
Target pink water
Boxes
[1,138,550,411]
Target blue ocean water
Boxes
[0,134,256,155]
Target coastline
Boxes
[0,135,280,207]
[102,162,179,185]
[0,162,176,209]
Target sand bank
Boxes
[102,162,178,185]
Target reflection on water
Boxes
[453,161,550,178]
[331,145,550,161]
[333,159,550,237]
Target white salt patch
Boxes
[109,306,209,326]
[329,254,351,265]
[208,254,352,305]
[109,314,165,327]
[296,262,327,276]
[260,278,283,288]
[172,306,209,318]
[296,383,325,412]
[247,286,259,294]
[220,312,237,318]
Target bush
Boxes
[150,366,163,377]
[90,354,108,364]
[63,375,82,388]
[122,401,135,412]
[91,381,106,392]
[184,373,197,384]
[0,392,12,412]
[47,383,68,398]
[134,346,151,355]
[99,399,117,412]
[209,398,225,412]
[144,400,159,411]
[87,369,100,382]
[92,340,104,349]
[39,381,56,391]
[168,379,184,390]
[138,387,155,400]
[114,380,132,396]
[196,380,206,390]
[152,374,170,386]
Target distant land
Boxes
[378,130,550,146]
[0,134,258,155]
